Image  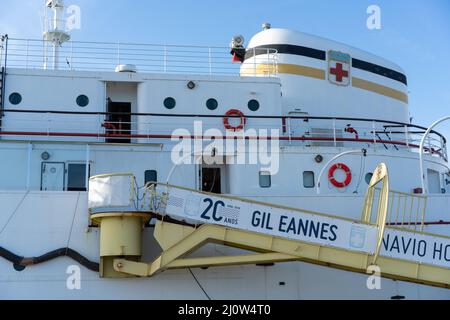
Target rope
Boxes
[0,191,29,236]
[188,268,211,300]
[66,192,81,252]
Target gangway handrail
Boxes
[361,163,389,264]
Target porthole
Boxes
[248,99,260,112]
[76,95,89,107]
[365,173,374,185]
[206,98,218,111]
[9,92,22,105]
[164,97,176,110]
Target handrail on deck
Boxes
[4,38,278,77]
[0,109,447,160]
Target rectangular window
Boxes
[67,163,89,191]
[145,170,158,184]
[303,171,315,188]
[259,171,272,188]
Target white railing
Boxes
[5,38,278,77]
[0,110,447,160]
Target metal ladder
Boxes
[0,66,4,100]
[0,66,4,129]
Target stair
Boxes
[89,164,450,288]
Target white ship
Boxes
[0,1,449,300]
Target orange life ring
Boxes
[223,109,246,132]
[328,163,352,188]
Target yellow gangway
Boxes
[89,164,450,288]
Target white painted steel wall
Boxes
[243,29,409,123]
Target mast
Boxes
[43,0,70,70]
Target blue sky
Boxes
[1,0,449,133]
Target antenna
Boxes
[43,0,70,70]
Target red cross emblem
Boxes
[330,63,349,82]
[328,51,351,86]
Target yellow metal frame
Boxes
[91,164,450,288]
[113,220,449,288]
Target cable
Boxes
[66,192,81,252]
[188,268,212,300]
[0,247,99,272]
[0,191,29,236]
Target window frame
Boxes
[259,171,272,188]
[145,170,158,184]
[303,171,315,189]
[67,163,90,192]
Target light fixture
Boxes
[41,151,51,161]
[314,155,324,163]
[187,81,196,90]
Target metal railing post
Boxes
[85,144,90,190]
[288,118,292,144]
[208,47,212,76]
[26,39,29,69]
[46,112,51,137]
[4,35,8,69]
[333,118,337,147]
[117,41,121,66]
[164,46,167,73]
[372,121,377,149]
[253,47,256,76]
[26,143,32,190]
[404,125,410,148]
[70,41,74,70]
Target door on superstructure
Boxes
[41,162,65,191]
[427,169,442,194]
[106,99,132,144]
[67,163,90,192]
[201,167,222,194]
[200,163,230,194]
